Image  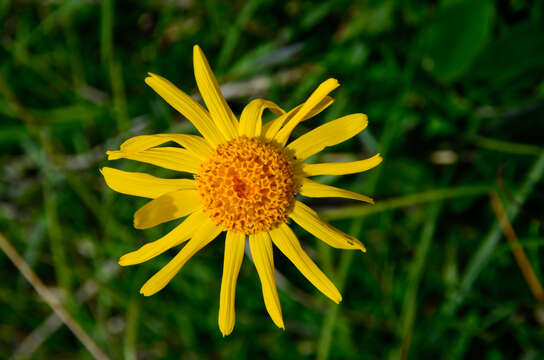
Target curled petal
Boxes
[239,99,284,137]
[119,134,213,160]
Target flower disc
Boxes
[196,137,296,234]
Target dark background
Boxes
[1,0,544,359]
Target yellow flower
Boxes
[101,45,382,336]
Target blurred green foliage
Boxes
[1,0,544,359]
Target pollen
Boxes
[195,137,297,234]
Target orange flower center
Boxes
[196,137,296,234]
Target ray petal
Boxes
[269,223,342,303]
[273,79,339,146]
[100,167,196,199]
[107,147,203,174]
[239,99,284,137]
[193,45,238,140]
[249,231,285,329]
[133,189,202,229]
[119,210,209,266]
[299,178,374,204]
[218,231,245,336]
[145,73,225,147]
[289,201,366,251]
[118,134,213,160]
[139,218,222,296]
[286,113,368,160]
[261,96,334,141]
[302,153,383,176]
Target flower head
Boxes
[101,45,382,336]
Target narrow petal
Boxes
[218,231,245,336]
[119,210,209,266]
[107,147,203,174]
[133,189,202,229]
[100,167,196,199]
[139,219,222,296]
[119,134,213,160]
[302,153,383,176]
[274,79,339,146]
[193,45,238,140]
[286,113,368,160]
[249,232,284,329]
[299,178,374,204]
[289,201,366,251]
[145,73,225,147]
[262,107,299,141]
[261,96,334,141]
[269,223,342,303]
[239,99,284,137]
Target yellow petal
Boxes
[299,178,374,204]
[262,107,298,141]
[119,134,213,160]
[218,231,245,336]
[145,73,225,147]
[289,201,366,252]
[107,147,203,174]
[139,219,222,296]
[286,113,368,160]
[193,45,238,140]
[249,232,284,329]
[239,99,284,137]
[119,210,209,266]
[274,79,339,146]
[261,96,334,141]
[302,153,383,176]
[133,189,202,229]
[269,223,342,303]
[100,167,196,199]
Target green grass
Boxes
[1,0,544,359]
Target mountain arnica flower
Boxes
[101,45,382,336]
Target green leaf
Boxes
[466,20,544,88]
[424,0,495,82]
